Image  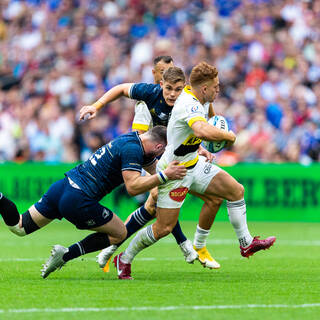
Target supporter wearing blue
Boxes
[0,126,187,278]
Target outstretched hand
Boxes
[164,161,187,180]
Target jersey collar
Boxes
[184,85,199,101]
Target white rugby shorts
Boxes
[157,155,221,209]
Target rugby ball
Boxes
[202,115,229,153]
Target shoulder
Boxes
[176,90,204,114]
[130,83,160,97]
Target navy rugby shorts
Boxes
[34,177,113,229]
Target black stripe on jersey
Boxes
[174,143,201,156]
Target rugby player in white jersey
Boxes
[113,61,276,279]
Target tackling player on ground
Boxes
[0,126,186,278]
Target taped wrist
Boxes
[157,170,168,184]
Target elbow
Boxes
[126,186,138,197]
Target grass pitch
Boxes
[0,221,319,320]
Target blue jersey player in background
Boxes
[80,62,223,274]
[0,126,187,278]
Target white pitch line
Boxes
[1,304,320,314]
[0,257,230,262]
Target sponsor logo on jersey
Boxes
[169,187,189,202]
[204,163,212,174]
[102,208,110,219]
[191,105,199,112]
[86,219,96,226]
[158,112,169,120]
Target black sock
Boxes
[63,233,110,262]
[172,221,187,245]
[123,205,153,242]
[0,193,20,226]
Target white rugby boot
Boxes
[179,239,199,264]
[97,244,118,269]
[41,245,68,278]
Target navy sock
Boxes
[121,205,153,245]
[0,193,20,226]
[172,221,187,245]
[63,233,110,262]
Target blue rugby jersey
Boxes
[65,132,156,200]
[129,83,172,126]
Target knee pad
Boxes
[22,210,40,234]
[8,223,26,237]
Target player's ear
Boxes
[156,143,165,151]
[202,84,207,95]
[160,80,164,88]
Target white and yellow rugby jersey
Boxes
[132,101,152,132]
[160,86,207,169]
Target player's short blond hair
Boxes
[163,66,185,84]
[190,62,218,87]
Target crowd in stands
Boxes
[0,0,319,164]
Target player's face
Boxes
[203,77,220,103]
[152,61,174,84]
[161,80,185,106]
[146,142,166,158]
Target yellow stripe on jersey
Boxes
[132,123,149,131]
[180,154,199,168]
[181,133,202,146]
[188,116,207,127]
[184,86,199,100]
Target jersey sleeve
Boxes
[185,102,207,127]
[120,144,143,172]
[129,83,159,102]
[132,101,152,132]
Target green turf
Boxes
[0,221,319,320]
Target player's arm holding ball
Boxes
[191,119,236,144]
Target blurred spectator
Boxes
[0,0,319,164]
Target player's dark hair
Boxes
[153,55,173,65]
[148,126,167,145]
[162,66,185,84]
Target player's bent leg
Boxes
[114,208,180,280]
[0,193,50,236]
[144,187,158,216]
[92,213,127,244]
[204,170,276,257]
[98,201,155,271]
[94,214,127,269]
[188,191,221,269]
[152,207,179,239]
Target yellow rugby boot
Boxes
[194,246,220,269]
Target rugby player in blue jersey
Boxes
[0,126,187,278]
[80,60,223,271]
